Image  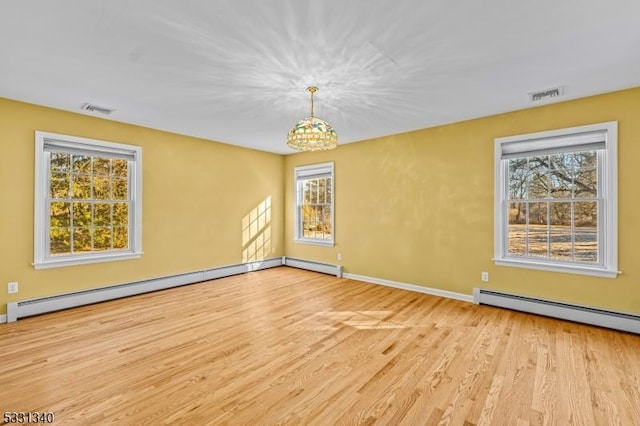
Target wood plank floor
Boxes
[1,267,639,425]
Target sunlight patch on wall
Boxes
[242,196,272,262]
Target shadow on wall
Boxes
[242,196,272,262]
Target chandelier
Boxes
[287,86,338,151]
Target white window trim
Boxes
[294,162,335,247]
[494,121,618,278]
[34,131,143,269]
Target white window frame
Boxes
[294,162,335,246]
[494,121,618,278]
[34,131,143,269]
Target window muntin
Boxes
[294,162,334,245]
[35,132,142,269]
[494,122,617,278]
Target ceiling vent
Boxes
[528,86,564,103]
[81,103,116,115]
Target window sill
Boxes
[494,258,619,278]
[33,251,143,270]
[293,238,334,247]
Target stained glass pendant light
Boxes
[287,86,338,151]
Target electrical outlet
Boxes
[481,272,489,282]
[8,282,19,294]
[337,253,343,261]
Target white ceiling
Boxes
[1,1,639,154]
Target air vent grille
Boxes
[529,86,564,102]
[81,103,116,115]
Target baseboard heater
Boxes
[473,288,640,334]
[282,257,342,278]
[6,258,282,323]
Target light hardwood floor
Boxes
[1,267,639,425]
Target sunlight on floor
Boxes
[315,310,407,330]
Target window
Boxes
[34,131,142,269]
[494,121,617,278]
[294,162,334,246]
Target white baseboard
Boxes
[5,257,283,323]
[343,273,474,303]
[247,258,283,272]
[474,288,640,334]
[283,257,342,277]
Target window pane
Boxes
[93,176,110,199]
[507,202,526,256]
[317,179,326,203]
[50,153,71,172]
[112,159,128,177]
[302,205,316,222]
[50,172,70,198]
[574,168,597,198]
[113,227,128,249]
[326,177,332,203]
[575,201,597,227]
[72,155,92,175]
[322,205,332,235]
[94,227,112,251]
[573,151,597,168]
[528,180,548,200]
[528,202,548,257]
[307,207,318,238]
[113,203,129,226]
[50,227,70,255]
[301,182,309,204]
[575,230,597,263]
[303,221,312,238]
[508,158,529,199]
[549,154,572,199]
[550,202,572,260]
[309,179,317,204]
[72,175,92,199]
[73,227,92,253]
[319,206,330,238]
[551,152,576,168]
[528,156,549,199]
[73,202,92,227]
[315,212,323,238]
[113,178,128,200]
[93,157,110,176]
[575,201,597,262]
[94,203,112,226]
[50,202,70,227]
[508,202,526,225]
[529,202,547,226]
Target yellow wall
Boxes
[3,87,639,318]
[0,98,284,316]
[285,86,640,314]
